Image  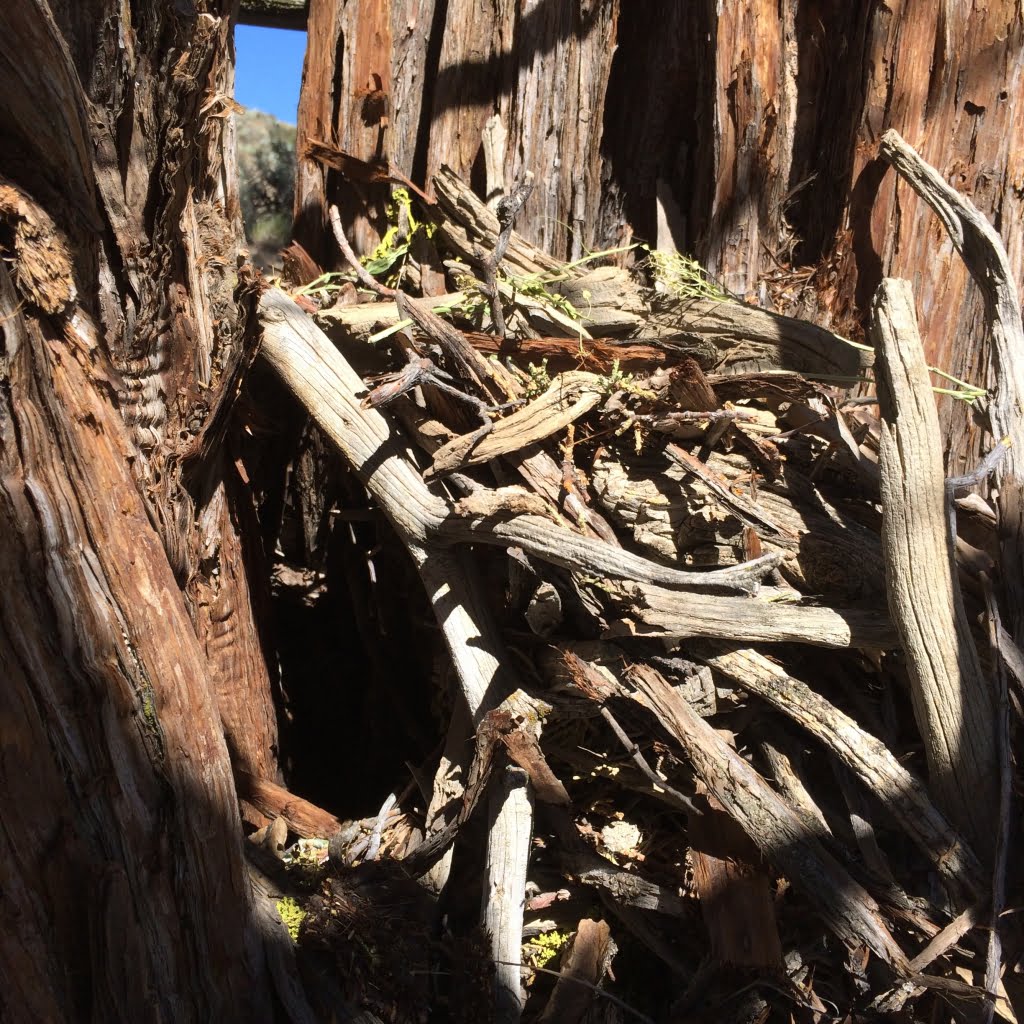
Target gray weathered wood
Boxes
[627,664,910,974]
[880,129,1024,648]
[602,580,896,649]
[698,644,985,898]
[258,288,782,596]
[484,764,533,1024]
[871,277,997,859]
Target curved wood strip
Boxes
[258,288,782,595]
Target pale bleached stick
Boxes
[880,129,1024,647]
[485,764,534,1024]
[871,278,997,861]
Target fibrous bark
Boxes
[1,2,278,1016]
[296,1,1024,483]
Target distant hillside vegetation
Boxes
[236,108,295,265]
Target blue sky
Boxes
[234,25,306,124]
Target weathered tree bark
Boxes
[1,1,277,1018]
[296,0,1024,474]
[295,0,620,261]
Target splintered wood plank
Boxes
[429,371,604,476]
[871,278,997,860]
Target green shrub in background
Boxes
[236,109,295,264]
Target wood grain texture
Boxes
[0,268,269,1022]
[259,288,782,596]
[871,278,997,858]
[34,0,281,786]
[702,0,792,299]
[427,0,620,262]
[484,759,534,1024]
[880,128,1024,647]
[602,580,896,649]
[627,664,910,973]
[1,3,280,1015]
[698,643,985,898]
[852,3,1024,475]
[688,795,783,968]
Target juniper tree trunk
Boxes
[0,1,277,1019]
[297,0,1024,478]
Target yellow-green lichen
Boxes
[276,897,306,942]
[141,693,156,728]
[524,358,551,398]
[598,358,656,401]
[523,928,571,971]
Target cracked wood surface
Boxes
[0,266,268,1021]
[872,278,997,860]
[602,580,896,649]
[880,128,1024,649]
[1,3,277,1017]
[591,448,885,601]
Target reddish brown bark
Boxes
[1,1,276,1018]
[5,0,1023,1017]
[297,1,1024,478]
